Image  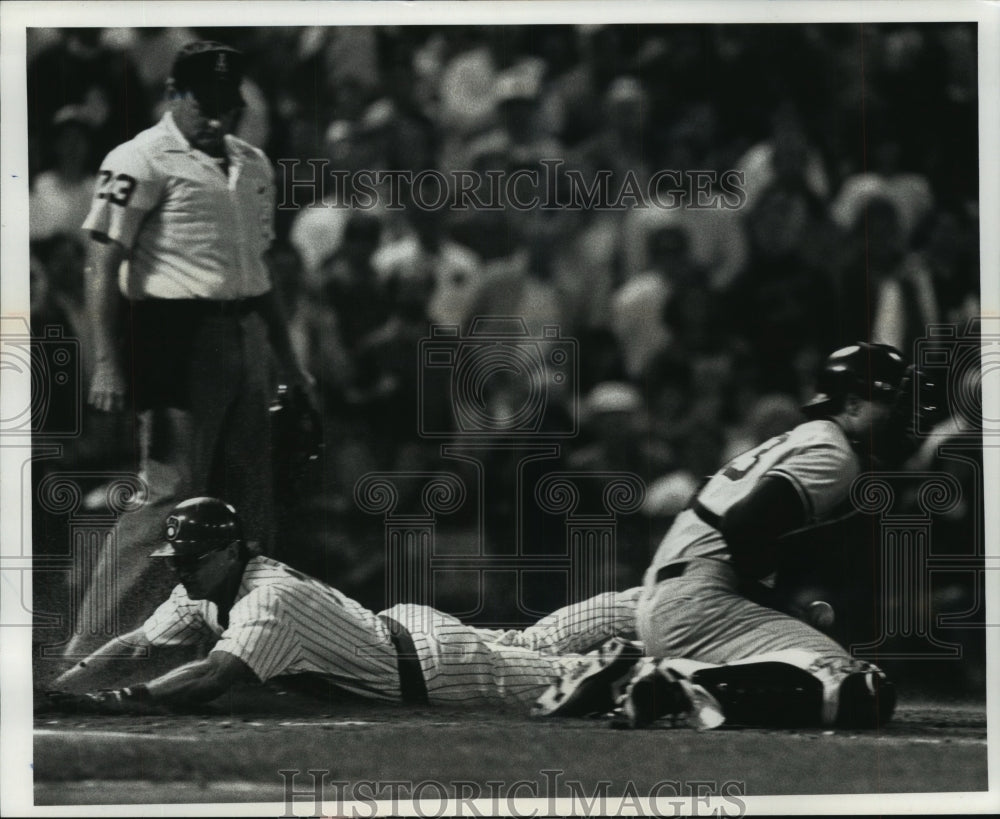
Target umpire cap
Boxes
[150,497,244,558]
[169,40,246,115]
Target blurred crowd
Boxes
[27,26,985,670]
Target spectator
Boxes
[729,181,838,393]
[351,267,439,471]
[576,77,653,190]
[620,194,749,294]
[610,256,671,381]
[569,382,674,586]
[436,28,501,144]
[734,102,830,204]
[288,121,369,289]
[570,382,672,481]
[28,28,149,165]
[829,131,934,248]
[319,212,391,358]
[372,180,482,331]
[909,211,980,326]
[834,194,939,353]
[468,215,564,339]
[100,27,199,106]
[30,107,98,241]
[541,25,628,148]
[266,240,349,401]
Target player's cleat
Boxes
[613,659,726,731]
[532,637,643,718]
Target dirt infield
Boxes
[33,696,987,807]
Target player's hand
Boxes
[52,660,92,689]
[36,686,151,715]
[288,367,319,414]
[36,689,111,715]
[88,360,126,412]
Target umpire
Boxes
[70,41,312,657]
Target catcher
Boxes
[44,497,641,714]
[535,342,946,730]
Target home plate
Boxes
[278,720,377,727]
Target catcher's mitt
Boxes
[270,384,323,497]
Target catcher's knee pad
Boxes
[835,670,896,728]
[689,662,825,728]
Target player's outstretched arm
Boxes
[40,650,257,716]
[52,627,151,691]
[143,649,257,705]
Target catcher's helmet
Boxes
[150,497,243,558]
[803,342,946,463]
[802,342,908,418]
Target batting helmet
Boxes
[150,497,243,558]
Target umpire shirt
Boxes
[82,111,274,300]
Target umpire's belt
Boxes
[130,296,260,318]
[378,614,429,705]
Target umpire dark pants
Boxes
[66,300,274,656]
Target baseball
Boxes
[807,601,836,631]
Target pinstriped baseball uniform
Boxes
[380,588,641,704]
[636,420,879,681]
[69,111,280,657]
[144,556,640,704]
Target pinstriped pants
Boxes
[380,588,640,704]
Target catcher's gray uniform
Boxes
[637,420,880,716]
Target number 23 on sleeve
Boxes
[96,170,137,207]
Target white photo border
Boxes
[2,1,998,816]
